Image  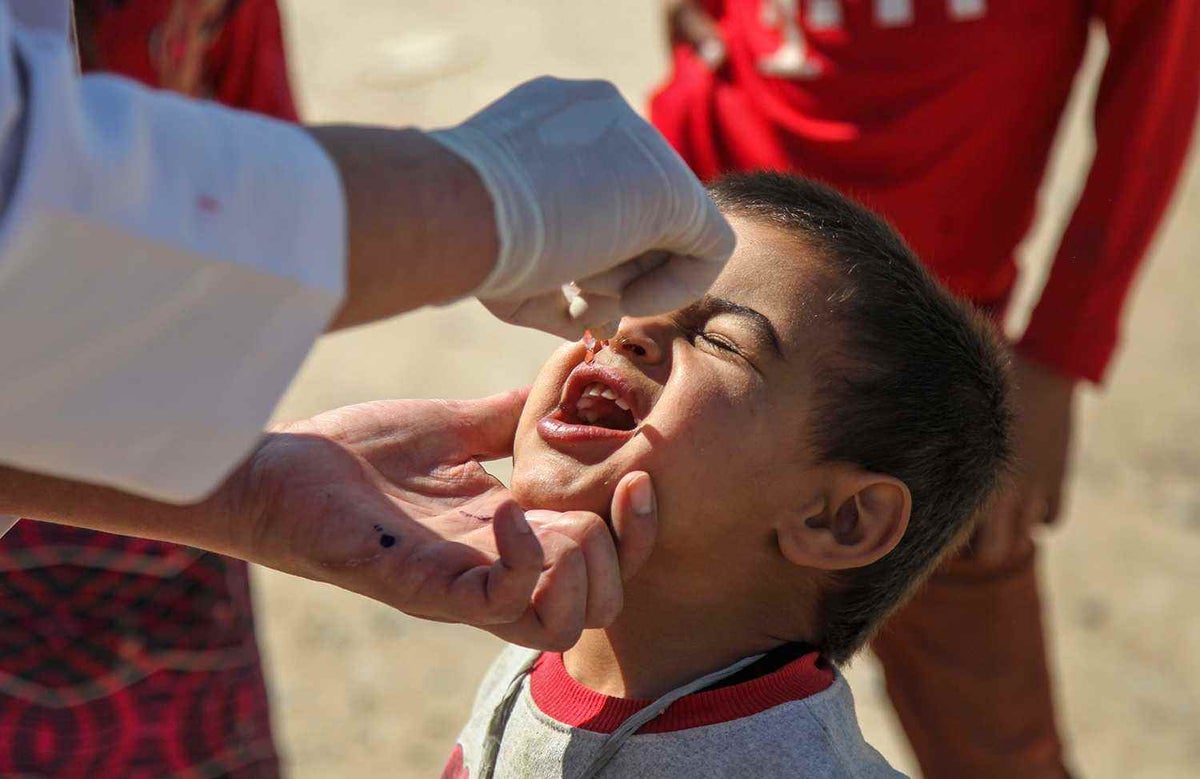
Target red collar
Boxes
[528,650,835,734]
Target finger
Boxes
[319,389,529,469]
[609,471,659,582]
[568,253,676,331]
[380,538,495,623]
[535,510,624,629]
[661,188,737,268]
[564,294,624,335]
[406,503,543,627]
[574,251,671,298]
[617,253,724,318]
[485,290,625,341]
[483,501,545,621]
[483,292,582,339]
[439,387,532,460]
[520,528,590,650]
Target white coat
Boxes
[0,0,346,528]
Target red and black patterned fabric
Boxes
[0,523,279,777]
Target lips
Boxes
[537,363,650,450]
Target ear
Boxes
[776,465,911,571]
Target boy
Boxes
[442,172,1012,778]
[653,3,1197,774]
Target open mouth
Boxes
[538,363,647,447]
[564,381,637,431]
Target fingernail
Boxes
[630,474,655,516]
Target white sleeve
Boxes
[0,2,346,504]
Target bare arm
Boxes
[310,127,498,331]
[0,461,243,554]
[0,393,660,650]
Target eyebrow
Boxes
[696,295,784,358]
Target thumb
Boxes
[669,192,737,269]
[441,387,531,461]
[618,253,724,318]
[483,500,545,622]
[609,471,659,581]
[618,197,734,318]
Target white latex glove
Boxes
[429,77,735,338]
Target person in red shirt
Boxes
[0,1,299,775]
[651,1,1198,776]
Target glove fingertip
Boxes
[619,255,722,318]
[700,198,737,263]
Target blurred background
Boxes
[255,1,1200,776]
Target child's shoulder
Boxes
[471,644,541,711]
[456,644,541,753]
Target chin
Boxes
[511,458,613,518]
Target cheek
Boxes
[638,379,799,566]
[639,384,758,521]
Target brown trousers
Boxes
[872,539,1071,779]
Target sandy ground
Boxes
[256,2,1200,776]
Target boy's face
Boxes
[512,217,834,587]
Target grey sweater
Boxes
[444,645,906,778]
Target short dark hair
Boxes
[709,172,1013,664]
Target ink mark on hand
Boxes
[459,511,494,522]
[371,523,397,548]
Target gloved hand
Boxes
[429,77,735,338]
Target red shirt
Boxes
[651,0,1199,382]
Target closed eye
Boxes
[697,331,740,354]
[672,295,783,366]
[681,325,760,373]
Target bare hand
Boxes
[664,0,727,67]
[972,357,1077,565]
[226,390,657,649]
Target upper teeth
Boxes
[580,382,631,412]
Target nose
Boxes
[612,316,668,366]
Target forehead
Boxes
[706,216,828,344]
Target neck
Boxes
[562,581,798,699]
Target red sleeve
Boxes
[1017,0,1199,383]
